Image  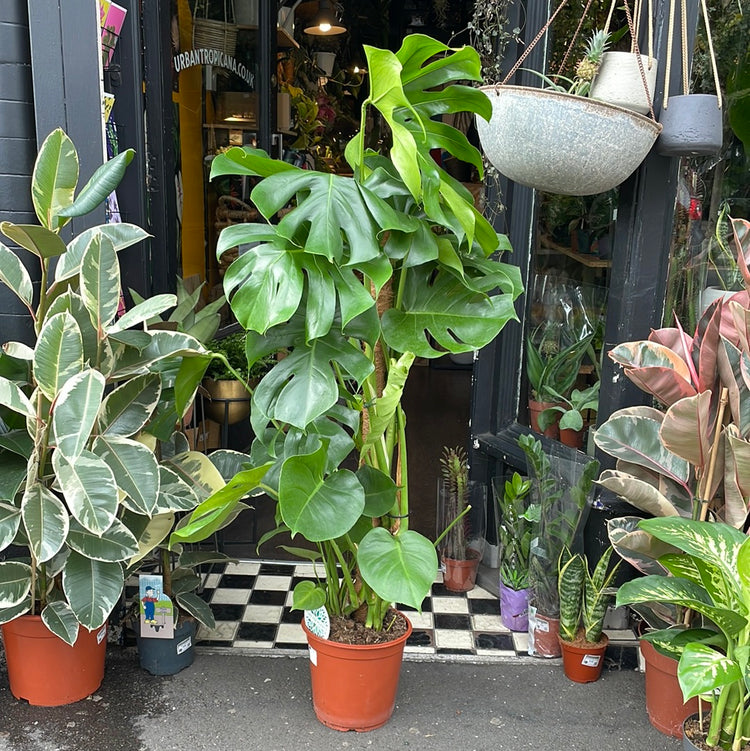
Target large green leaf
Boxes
[66,517,138,562]
[278,446,364,541]
[0,375,35,418]
[41,601,80,646]
[92,435,160,516]
[357,527,437,610]
[175,591,215,629]
[62,551,123,629]
[125,511,174,568]
[357,465,398,518]
[31,129,78,231]
[598,469,684,518]
[0,561,32,608]
[381,265,518,357]
[21,483,68,563]
[59,149,133,218]
[98,373,161,437]
[80,233,120,333]
[209,145,298,180]
[0,223,67,261]
[33,311,84,401]
[53,449,118,534]
[0,242,34,310]
[678,642,742,700]
[52,369,105,460]
[0,502,22,551]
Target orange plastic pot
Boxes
[640,639,699,738]
[301,615,412,732]
[530,612,562,657]
[528,400,560,439]
[443,552,480,592]
[1,615,107,705]
[559,633,609,683]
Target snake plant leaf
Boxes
[209,145,298,179]
[292,580,327,611]
[80,232,120,334]
[0,243,34,312]
[92,435,160,516]
[40,601,80,645]
[98,373,161,437]
[33,311,84,401]
[31,128,77,232]
[381,265,518,358]
[279,445,364,542]
[53,449,118,534]
[558,547,585,641]
[175,591,215,629]
[678,643,742,701]
[169,464,270,546]
[109,294,177,333]
[606,517,676,576]
[52,369,106,460]
[598,469,684,517]
[59,149,134,218]
[62,551,123,630]
[0,375,35,418]
[357,465,398,518]
[55,223,150,283]
[660,391,714,470]
[0,502,21,550]
[66,517,138,563]
[724,427,750,529]
[609,341,697,407]
[1,224,67,265]
[357,527,437,611]
[593,409,691,491]
[0,561,32,609]
[21,483,68,563]
[617,574,746,636]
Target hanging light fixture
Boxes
[304,0,346,36]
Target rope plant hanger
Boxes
[476,0,662,196]
[657,0,723,155]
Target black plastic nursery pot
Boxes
[136,617,197,676]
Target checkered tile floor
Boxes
[126,561,638,665]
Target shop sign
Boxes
[174,48,254,88]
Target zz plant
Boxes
[190,34,524,632]
[0,129,243,644]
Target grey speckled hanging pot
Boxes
[657,94,723,155]
[476,85,662,196]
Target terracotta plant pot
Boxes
[529,610,561,657]
[136,618,197,676]
[640,639,699,738]
[499,582,529,631]
[528,399,560,439]
[301,615,412,732]
[559,427,584,449]
[558,633,609,683]
[443,551,481,592]
[1,616,107,706]
[203,378,251,425]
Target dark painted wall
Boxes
[0,1,36,345]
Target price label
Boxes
[582,654,601,667]
[304,606,330,639]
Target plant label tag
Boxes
[535,615,549,633]
[309,646,318,666]
[304,606,330,639]
[582,654,601,667]
[97,626,107,644]
[176,636,192,655]
[139,574,175,640]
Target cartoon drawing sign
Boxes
[139,574,175,640]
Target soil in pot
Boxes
[328,610,409,645]
[443,550,480,592]
[682,712,750,751]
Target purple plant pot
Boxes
[499,582,530,632]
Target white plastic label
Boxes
[97,626,107,644]
[582,654,601,667]
[535,616,549,633]
[309,646,318,666]
[304,606,330,639]
[176,636,192,655]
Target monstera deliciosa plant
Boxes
[189,34,524,633]
[0,129,247,646]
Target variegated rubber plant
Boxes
[0,129,259,644]
[176,34,524,632]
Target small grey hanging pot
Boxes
[657,94,723,156]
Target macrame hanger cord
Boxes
[700,0,723,108]
[662,0,677,108]
[622,0,657,120]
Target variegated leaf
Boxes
[21,483,69,563]
[164,450,226,501]
[558,548,584,641]
[175,591,215,629]
[53,449,118,534]
[0,242,34,310]
[155,466,200,513]
[124,510,175,569]
[109,330,206,379]
[80,233,120,333]
[41,601,79,646]
[723,428,750,529]
[52,369,105,460]
[0,375,35,418]
[607,517,676,576]
[678,642,741,700]
[598,469,682,517]
[0,502,22,551]
[33,311,84,401]
[0,561,32,608]
[31,129,77,231]
[66,517,139,562]
[108,294,177,333]
[660,391,714,470]
[62,551,123,630]
[98,373,161,437]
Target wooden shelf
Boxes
[540,236,612,268]
[235,24,299,48]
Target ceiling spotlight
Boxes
[304,0,346,36]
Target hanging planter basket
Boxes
[477,85,662,196]
[193,0,237,56]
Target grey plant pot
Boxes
[657,94,723,156]
[476,85,662,196]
